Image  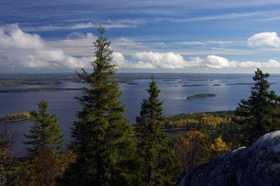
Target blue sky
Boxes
[1,0,280,73]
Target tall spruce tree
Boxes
[235,68,280,145]
[136,80,180,186]
[61,28,138,186]
[25,101,64,154]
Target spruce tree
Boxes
[25,100,63,154]
[136,80,180,186]
[235,68,280,145]
[61,28,138,186]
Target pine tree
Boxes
[61,28,138,186]
[136,80,180,186]
[235,68,280,145]
[25,100,63,155]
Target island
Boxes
[0,112,31,125]
[186,93,216,100]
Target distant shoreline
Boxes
[0,110,235,126]
[0,88,84,93]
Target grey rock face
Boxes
[182,131,280,186]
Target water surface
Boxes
[1,73,280,156]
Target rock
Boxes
[181,131,280,186]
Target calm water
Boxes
[1,73,280,156]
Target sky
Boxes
[1,0,280,73]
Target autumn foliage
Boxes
[176,130,231,173]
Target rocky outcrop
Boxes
[181,131,280,186]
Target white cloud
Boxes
[133,52,190,69]
[201,56,280,70]
[48,33,149,57]
[2,25,280,73]
[112,52,126,67]
[110,51,195,70]
[205,55,233,69]
[48,33,97,57]
[200,55,280,70]
[248,32,280,48]
[23,20,141,32]
[112,51,280,72]
[0,25,88,72]
[109,51,280,71]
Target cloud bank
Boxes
[1,25,280,73]
[115,52,280,71]
[0,25,89,72]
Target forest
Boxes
[1,29,280,186]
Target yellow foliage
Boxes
[200,115,229,127]
[176,130,211,172]
[211,136,231,156]
[169,113,231,128]
[176,130,232,173]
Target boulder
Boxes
[181,131,280,186]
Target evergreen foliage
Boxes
[235,68,280,145]
[61,28,138,186]
[0,134,17,186]
[25,101,64,154]
[136,80,180,186]
[18,148,64,186]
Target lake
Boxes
[1,73,280,156]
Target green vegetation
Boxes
[235,68,280,145]
[61,28,138,186]
[175,130,229,173]
[167,111,235,173]
[0,134,19,185]
[136,80,180,186]
[24,101,64,155]
[1,30,280,186]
